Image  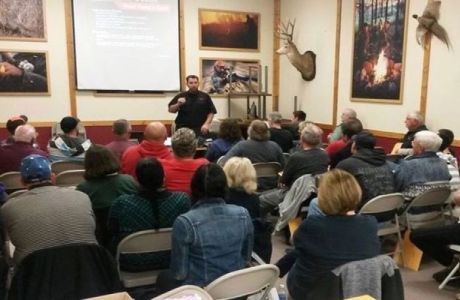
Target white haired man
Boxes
[328,108,357,142]
[0,124,48,173]
[397,111,428,155]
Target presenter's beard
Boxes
[188,88,199,95]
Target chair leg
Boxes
[439,262,460,290]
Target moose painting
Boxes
[351,0,408,103]
[0,0,46,41]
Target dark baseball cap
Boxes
[60,116,79,133]
[20,154,52,183]
[352,131,376,150]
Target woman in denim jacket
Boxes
[158,163,254,291]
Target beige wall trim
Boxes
[272,0,281,111]
[179,0,186,89]
[64,0,78,117]
[332,0,342,127]
[420,33,432,116]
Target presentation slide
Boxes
[72,0,180,91]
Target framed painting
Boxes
[351,0,408,104]
[0,50,50,95]
[200,58,260,95]
[0,0,47,41]
[199,9,259,51]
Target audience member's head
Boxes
[172,128,197,158]
[341,108,357,123]
[351,131,376,152]
[268,112,283,127]
[223,157,257,194]
[341,118,363,140]
[60,116,80,135]
[300,123,323,148]
[438,129,454,152]
[219,119,242,143]
[19,115,28,123]
[293,110,306,122]
[84,145,120,180]
[144,122,167,142]
[112,119,131,139]
[14,124,37,144]
[6,116,26,135]
[298,121,315,136]
[405,111,424,131]
[136,157,164,193]
[248,120,270,141]
[191,163,227,202]
[318,169,362,215]
[20,154,53,186]
[412,130,442,154]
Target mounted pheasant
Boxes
[276,19,316,81]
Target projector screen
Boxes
[72,0,180,91]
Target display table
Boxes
[226,92,272,119]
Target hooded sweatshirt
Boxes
[336,148,396,207]
[121,140,172,177]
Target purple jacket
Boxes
[0,142,48,173]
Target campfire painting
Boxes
[351,0,408,104]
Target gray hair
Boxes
[14,124,36,143]
[268,112,283,124]
[343,108,357,119]
[301,123,323,147]
[172,128,197,158]
[112,119,131,135]
[248,120,270,141]
[414,130,442,152]
[407,111,425,125]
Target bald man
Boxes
[121,122,173,177]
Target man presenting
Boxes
[168,75,217,136]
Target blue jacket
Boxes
[170,197,254,286]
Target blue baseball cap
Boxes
[20,154,52,183]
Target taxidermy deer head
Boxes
[276,19,316,81]
[413,0,451,49]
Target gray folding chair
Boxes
[0,172,26,192]
[116,228,172,288]
[51,160,84,175]
[205,264,279,300]
[55,170,85,187]
[439,244,460,290]
[152,285,213,300]
[253,162,282,178]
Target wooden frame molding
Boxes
[64,0,78,117]
[420,33,432,116]
[332,0,342,127]
[272,0,281,111]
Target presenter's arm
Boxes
[201,113,214,134]
[168,97,186,113]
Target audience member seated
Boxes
[394,130,451,199]
[397,111,428,156]
[276,169,380,300]
[286,110,306,140]
[437,129,460,191]
[328,118,363,168]
[77,145,138,247]
[160,128,208,194]
[223,157,273,263]
[48,116,91,162]
[109,158,190,272]
[328,108,357,143]
[336,131,396,208]
[410,190,460,284]
[105,119,136,161]
[222,120,285,191]
[0,124,48,174]
[121,122,172,177]
[205,119,242,162]
[157,164,253,291]
[1,116,26,146]
[1,154,97,264]
[259,123,329,214]
[268,112,294,153]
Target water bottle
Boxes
[278,283,287,300]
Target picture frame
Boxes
[0,50,50,95]
[200,58,260,95]
[350,0,408,104]
[0,0,47,41]
[199,9,259,52]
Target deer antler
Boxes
[277,19,296,41]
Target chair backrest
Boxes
[0,172,26,191]
[205,264,279,300]
[153,285,213,300]
[7,189,28,200]
[55,169,85,187]
[359,193,405,215]
[283,152,291,161]
[51,160,85,175]
[115,229,172,274]
[406,186,451,208]
[253,162,282,178]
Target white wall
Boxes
[0,0,274,123]
[279,0,460,139]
